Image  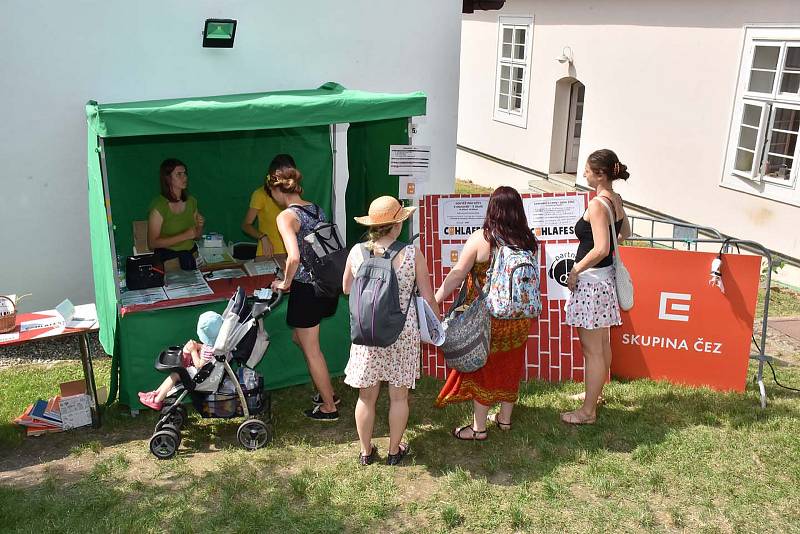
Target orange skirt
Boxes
[435,316,530,407]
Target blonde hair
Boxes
[364,223,395,252]
[267,167,304,195]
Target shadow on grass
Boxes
[4,370,799,485]
[406,375,800,485]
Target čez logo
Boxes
[658,292,691,322]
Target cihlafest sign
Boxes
[418,193,761,392]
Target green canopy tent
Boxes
[86,82,426,409]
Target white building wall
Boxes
[458,0,800,258]
[0,0,462,312]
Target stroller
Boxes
[148,287,282,459]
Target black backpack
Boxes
[291,205,348,298]
[349,241,414,347]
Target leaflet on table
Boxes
[204,268,247,280]
[243,259,279,276]
[55,299,98,329]
[120,287,169,306]
[164,269,213,299]
[198,247,235,265]
[19,317,65,332]
[0,332,20,342]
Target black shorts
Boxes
[286,281,339,328]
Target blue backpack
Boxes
[484,239,541,319]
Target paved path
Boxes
[768,317,800,342]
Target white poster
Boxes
[437,197,489,240]
[441,243,465,268]
[399,176,426,200]
[437,194,587,242]
[389,145,430,176]
[544,243,577,301]
[524,196,585,241]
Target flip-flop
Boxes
[488,413,512,431]
[451,425,488,441]
[560,411,596,425]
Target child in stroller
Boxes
[147,287,282,459]
[138,311,223,411]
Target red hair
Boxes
[482,186,538,250]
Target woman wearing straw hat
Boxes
[343,196,439,466]
[267,164,340,421]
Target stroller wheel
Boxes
[237,419,273,450]
[149,429,180,460]
[159,405,187,428]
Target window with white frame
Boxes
[493,16,533,128]
[727,32,800,194]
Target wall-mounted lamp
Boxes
[202,19,237,48]
[557,46,574,64]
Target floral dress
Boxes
[436,260,532,406]
[344,244,421,389]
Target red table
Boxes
[0,303,102,427]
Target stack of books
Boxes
[14,397,64,436]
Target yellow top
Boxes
[249,188,286,255]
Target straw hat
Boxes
[354,196,416,227]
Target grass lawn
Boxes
[454,179,494,194]
[1,357,800,533]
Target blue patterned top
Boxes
[288,203,327,283]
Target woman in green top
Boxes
[148,158,205,270]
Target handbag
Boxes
[125,254,165,290]
[440,271,491,372]
[598,197,634,311]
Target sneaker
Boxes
[304,405,339,421]
[311,393,341,406]
[138,391,163,411]
[359,445,378,466]
[386,443,410,466]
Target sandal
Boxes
[451,425,488,441]
[488,413,512,431]
[568,392,606,406]
[386,443,410,466]
[359,445,378,466]
[560,411,596,425]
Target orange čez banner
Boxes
[610,247,761,392]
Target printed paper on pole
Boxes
[389,145,430,176]
[399,176,426,200]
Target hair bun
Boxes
[615,163,630,181]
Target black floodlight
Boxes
[203,19,237,48]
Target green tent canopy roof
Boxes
[86,82,426,138]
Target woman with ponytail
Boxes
[267,161,340,421]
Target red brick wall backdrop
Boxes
[419,192,590,383]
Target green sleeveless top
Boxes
[149,195,198,251]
